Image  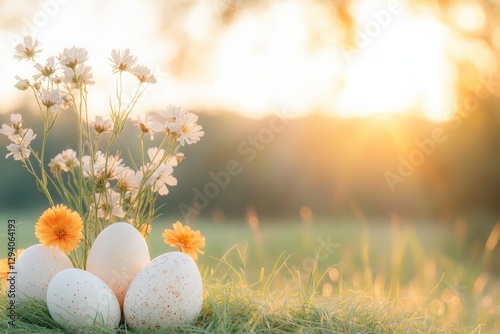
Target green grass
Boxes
[0,249,469,333]
[0,212,499,333]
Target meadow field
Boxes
[2,0,500,333]
[1,210,499,333]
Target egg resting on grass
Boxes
[124,251,203,330]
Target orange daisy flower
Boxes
[0,249,24,280]
[35,204,83,254]
[162,221,205,260]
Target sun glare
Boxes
[335,12,455,121]
[0,0,479,122]
[0,1,167,118]
[448,1,485,33]
[206,0,341,117]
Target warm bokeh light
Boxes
[0,1,168,117]
[448,0,486,33]
[1,2,500,331]
[334,12,455,121]
[1,0,496,120]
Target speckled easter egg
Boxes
[86,222,150,307]
[14,244,73,302]
[123,252,203,331]
[46,268,121,330]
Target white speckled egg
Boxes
[46,268,121,330]
[124,251,203,331]
[86,222,150,307]
[14,244,73,302]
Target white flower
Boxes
[116,167,142,201]
[144,162,177,196]
[147,147,166,167]
[150,105,187,132]
[130,65,157,84]
[167,152,185,167]
[140,148,177,196]
[63,64,95,89]
[0,113,24,141]
[61,94,72,109]
[51,74,64,85]
[110,49,137,73]
[48,154,66,173]
[94,189,125,220]
[6,143,30,161]
[14,36,42,61]
[82,151,123,181]
[59,46,88,68]
[168,112,204,145]
[81,151,105,178]
[14,76,30,91]
[39,88,63,111]
[11,114,22,125]
[162,104,186,121]
[91,115,114,134]
[80,155,93,177]
[49,149,79,173]
[33,56,57,80]
[136,112,157,140]
[103,155,123,180]
[5,128,36,160]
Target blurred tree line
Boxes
[0,104,498,224]
[1,0,499,225]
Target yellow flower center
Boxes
[25,48,35,58]
[178,233,191,245]
[139,123,149,134]
[94,125,105,134]
[55,226,66,239]
[42,67,55,77]
[180,125,189,134]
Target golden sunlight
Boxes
[0,0,493,121]
[335,12,456,121]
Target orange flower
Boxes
[35,204,83,254]
[162,221,205,260]
[0,249,24,280]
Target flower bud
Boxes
[52,76,63,85]
[62,95,73,103]
[33,82,42,91]
[61,94,72,109]
[14,78,29,91]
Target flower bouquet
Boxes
[1,36,206,331]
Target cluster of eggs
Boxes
[12,223,203,331]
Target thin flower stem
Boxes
[22,151,54,206]
[9,45,205,269]
[139,133,145,168]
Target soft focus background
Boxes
[1,0,500,331]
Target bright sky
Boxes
[0,0,491,121]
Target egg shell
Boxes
[14,244,73,302]
[124,251,203,331]
[46,268,121,330]
[86,222,150,307]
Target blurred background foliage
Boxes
[0,0,499,223]
[0,106,498,224]
[1,0,500,330]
